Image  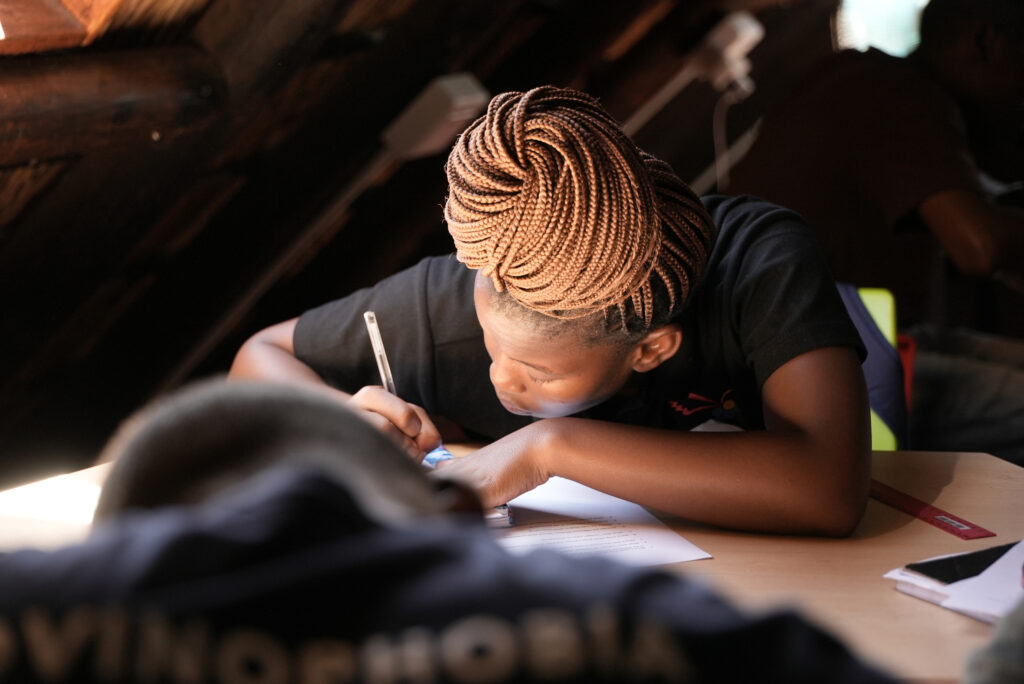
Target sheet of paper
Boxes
[883,566,994,622]
[493,476,711,566]
[941,539,1024,623]
[0,464,106,551]
[885,540,1024,624]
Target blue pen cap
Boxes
[423,446,455,467]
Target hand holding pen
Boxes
[362,311,451,463]
[364,311,512,527]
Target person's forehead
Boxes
[474,279,570,343]
[473,275,624,368]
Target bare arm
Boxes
[229,318,338,389]
[434,346,871,536]
[919,188,1024,291]
[229,318,442,457]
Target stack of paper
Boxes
[885,539,1024,624]
[494,476,711,566]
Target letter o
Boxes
[215,629,289,684]
[439,616,517,684]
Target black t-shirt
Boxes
[0,465,896,683]
[295,195,863,439]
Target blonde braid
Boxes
[444,85,716,327]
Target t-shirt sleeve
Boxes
[293,255,469,410]
[709,197,866,387]
[292,255,523,438]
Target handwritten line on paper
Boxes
[499,515,652,554]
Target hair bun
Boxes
[445,86,715,325]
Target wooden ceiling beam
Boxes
[0,44,225,167]
[0,0,85,55]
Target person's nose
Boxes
[489,355,526,395]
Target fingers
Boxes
[429,434,548,509]
[349,386,442,459]
[429,454,509,509]
[432,479,484,515]
[356,410,424,460]
[407,403,443,453]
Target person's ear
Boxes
[631,325,682,373]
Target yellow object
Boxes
[859,287,899,451]
[858,288,898,346]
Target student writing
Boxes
[229,86,871,536]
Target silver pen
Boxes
[363,310,456,466]
[363,311,397,395]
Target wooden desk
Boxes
[673,450,1024,683]
[1,450,1021,682]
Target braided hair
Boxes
[444,85,716,338]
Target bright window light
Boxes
[835,0,929,56]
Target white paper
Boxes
[941,540,1024,623]
[494,476,711,566]
[885,541,1024,624]
[884,567,993,622]
[0,466,105,551]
